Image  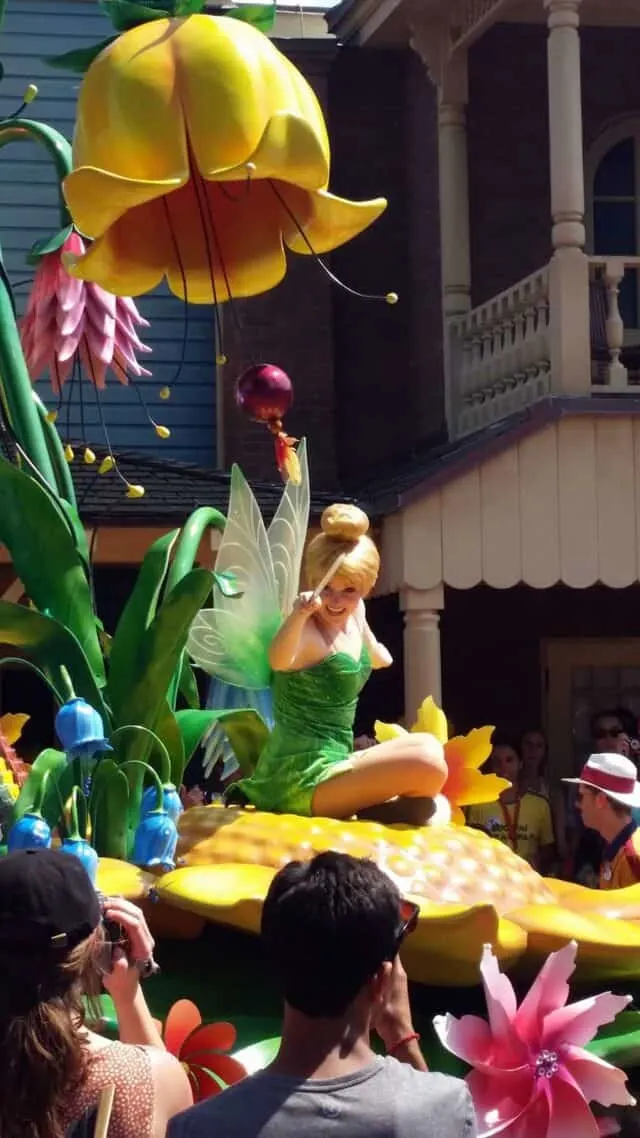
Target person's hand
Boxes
[293,591,322,620]
[101,897,155,1006]
[371,956,415,1050]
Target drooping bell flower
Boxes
[7,811,52,852]
[55,698,112,760]
[61,836,99,884]
[62,15,386,305]
[141,783,184,824]
[20,231,152,392]
[133,809,178,870]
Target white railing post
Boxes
[545,0,590,394]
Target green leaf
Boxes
[107,530,179,719]
[0,602,110,728]
[27,225,74,265]
[0,0,6,34]
[99,0,170,30]
[588,1010,640,1068]
[90,759,129,858]
[178,656,200,710]
[0,461,105,685]
[114,569,214,767]
[174,0,205,11]
[154,701,186,787]
[12,748,67,826]
[176,707,268,773]
[44,38,119,74]
[227,3,275,33]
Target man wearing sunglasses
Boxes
[170,851,476,1138]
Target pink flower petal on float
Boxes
[562,1046,635,1108]
[111,350,132,385]
[479,946,527,1064]
[58,302,85,339]
[466,1068,539,1137]
[433,1013,493,1066]
[547,1074,602,1138]
[80,343,107,388]
[119,294,151,327]
[514,942,576,1047]
[85,321,115,367]
[57,271,84,312]
[543,994,631,1050]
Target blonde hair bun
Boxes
[321,504,370,542]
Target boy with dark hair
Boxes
[170,851,476,1138]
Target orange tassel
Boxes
[270,420,301,484]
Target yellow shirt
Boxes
[600,826,640,890]
[467,794,554,866]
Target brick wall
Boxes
[468,23,640,307]
[222,41,445,490]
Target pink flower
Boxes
[434,941,635,1138]
[20,231,152,392]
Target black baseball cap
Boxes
[0,848,101,956]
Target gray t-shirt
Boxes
[168,1056,476,1138]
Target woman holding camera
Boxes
[0,848,192,1138]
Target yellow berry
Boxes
[155,425,171,439]
[83,447,96,465]
[385,292,399,305]
[216,353,228,366]
[24,84,38,104]
[46,410,58,424]
[63,444,74,463]
[126,483,145,499]
[159,386,171,400]
[98,456,115,475]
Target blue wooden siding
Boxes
[0,0,217,466]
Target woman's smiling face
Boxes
[318,573,362,627]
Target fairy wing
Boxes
[187,462,281,688]
[267,439,310,617]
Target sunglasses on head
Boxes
[389,898,419,958]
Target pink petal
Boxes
[562,1046,635,1108]
[547,1074,601,1138]
[57,269,85,311]
[480,945,527,1064]
[119,294,150,327]
[163,999,202,1057]
[515,942,576,1047]
[466,1068,539,1137]
[543,994,631,1050]
[64,231,86,257]
[433,1013,493,1065]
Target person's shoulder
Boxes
[383,1058,471,1106]
[167,1075,260,1137]
[523,791,552,812]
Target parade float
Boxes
[0,1,640,1131]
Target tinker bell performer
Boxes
[187,441,446,825]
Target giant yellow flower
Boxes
[62,15,387,302]
[375,697,509,825]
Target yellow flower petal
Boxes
[450,806,466,826]
[280,184,387,257]
[452,772,511,807]
[0,713,30,745]
[412,697,448,746]
[448,726,495,772]
[374,721,408,744]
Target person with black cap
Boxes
[0,848,192,1138]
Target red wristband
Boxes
[386,1031,420,1054]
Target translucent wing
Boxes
[268,439,311,617]
[187,463,281,688]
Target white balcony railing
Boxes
[589,256,640,390]
[448,267,551,438]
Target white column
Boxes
[545,0,591,394]
[401,586,444,724]
[438,57,472,319]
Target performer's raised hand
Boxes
[293,590,323,618]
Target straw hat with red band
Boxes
[563,753,640,807]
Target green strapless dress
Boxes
[235,645,372,816]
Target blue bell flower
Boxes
[141,783,183,823]
[8,811,52,852]
[132,810,178,870]
[60,837,99,884]
[55,698,112,759]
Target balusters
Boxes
[603,260,628,389]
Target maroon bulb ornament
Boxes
[235,364,300,483]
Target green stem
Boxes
[165,507,226,709]
[111,724,172,785]
[33,390,77,508]
[119,759,164,812]
[0,119,73,487]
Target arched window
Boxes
[588,122,640,331]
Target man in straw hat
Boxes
[564,753,640,889]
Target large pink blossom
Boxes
[20,231,152,392]
[434,941,635,1138]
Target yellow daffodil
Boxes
[375,697,508,825]
[63,15,386,303]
